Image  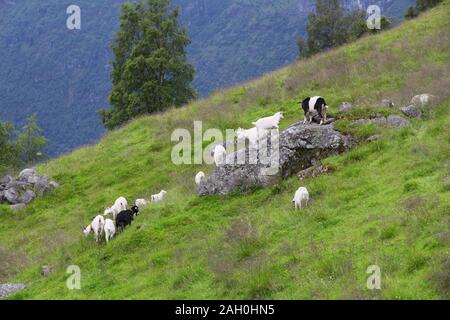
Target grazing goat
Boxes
[104,219,116,244]
[252,112,284,130]
[104,196,128,220]
[83,215,105,243]
[301,96,329,125]
[135,198,149,209]
[115,205,139,231]
[213,145,227,166]
[151,190,168,203]
[195,172,206,186]
[292,187,309,210]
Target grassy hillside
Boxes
[0,2,449,299]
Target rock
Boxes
[35,176,51,197]
[18,168,37,182]
[0,191,4,203]
[339,102,353,113]
[197,122,352,195]
[0,175,13,185]
[356,116,410,128]
[49,181,60,188]
[380,99,395,108]
[297,164,336,180]
[5,180,32,191]
[41,266,51,277]
[0,284,26,299]
[400,105,422,119]
[367,134,382,142]
[9,203,26,210]
[18,190,36,204]
[386,115,411,128]
[4,188,19,204]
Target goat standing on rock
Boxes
[301,96,329,125]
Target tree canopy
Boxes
[100,0,196,130]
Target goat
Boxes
[292,187,309,210]
[252,112,284,130]
[104,196,128,220]
[151,190,167,203]
[83,215,105,243]
[135,198,149,209]
[104,219,116,244]
[301,96,329,125]
[212,145,226,166]
[115,205,139,231]
[195,172,206,186]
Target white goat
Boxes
[104,219,116,244]
[292,187,309,210]
[104,196,128,220]
[83,215,105,243]
[411,94,435,106]
[135,198,149,209]
[252,112,284,130]
[213,145,226,166]
[195,171,206,186]
[151,190,167,203]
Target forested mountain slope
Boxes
[0,0,413,155]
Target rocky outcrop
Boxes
[380,99,395,108]
[356,115,411,128]
[0,169,59,209]
[400,105,422,119]
[339,102,353,113]
[0,284,26,299]
[197,122,353,195]
[297,163,336,180]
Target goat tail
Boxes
[252,122,257,126]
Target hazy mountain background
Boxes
[0,0,414,156]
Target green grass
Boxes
[0,2,449,299]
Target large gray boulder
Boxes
[18,168,37,183]
[356,115,410,128]
[18,190,36,204]
[380,99,395,108]
[197,122,352,195]
[400,105,422,119]
[4,188,19,204]
[339,102,353,113]
[0,284,26,299]
[0,175,13,185]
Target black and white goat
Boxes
[301,96,329,125]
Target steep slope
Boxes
[0,0,413,156]
[0,2,449,299]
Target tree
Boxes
[297,0,393,59]
[17,114,47,165]
[304,0,349,56]
[100,0,196,130]
[405,0,442,19]
[0,121,21,171]
[404,6,419,19]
